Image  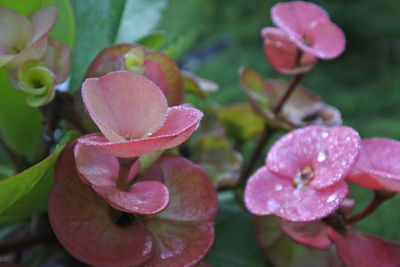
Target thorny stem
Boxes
[273,74,304,114]
[346,190,395,224]
[0,231,54,255]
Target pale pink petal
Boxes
[296,20,346,59]
[267,126,360,189]
[328,229,400,267]
[279,219,332,249]
[244,166,348,222]
[82,71,168,142]
[42,38,71,84]
[0,7,33,53]
[271,1,330,36]
[48,143,154,267]
[5,36,48,69]
[261,27,316,75]
[75,143,169,215]
[31,6,58,42]
[141,155,217,222]
[347,138,400,192]
[78,106,202,158]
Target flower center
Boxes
[292,166,314,188]
[301,35,313,46]
[10,44,26,55]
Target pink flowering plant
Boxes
[1,1,400,266]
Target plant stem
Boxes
[240,126,274,183]
[273,74,304,114]
[346,190,395,224]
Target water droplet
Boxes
[321,131,329,139]
[327,194,337,203]
[274,184,283,191]
[267,199,280,211]
[317,150,328,162]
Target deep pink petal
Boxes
[267,125,360,189]
[347,138,400,192]
[244,166,348,222]
[144,220,214,267]
[296,20,346,59]
[271,1,330,36]
[78,106,202,158]
[141,155,218,222]
[144,58,169,96]
[328,229,400,267]
[279,219,332,249]
[261,27,316,75]
[31,6,58,42]
[82,71,168,142]
[75,142,169,215]
[48,143,154,267]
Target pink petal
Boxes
[347,138,400,192]
[42,38,71,84]
[271,1,330,36]
[143,219,214,267]
[297,20,346,59]
[144,58,169,96]
[261,27,316,75]
[82,71,168,142]
[48,143,154,267]
[31,6,58,42]
[78,106,202,158]
[0,7,33,54]
[267,125,360,189]
[279,219,332,249]
[141,155,217,222]
[244,166,348,222]
[75,142,169,215]
[328,229,400,267]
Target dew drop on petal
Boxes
[267,199,280,211]
[317,150,328,162]
[321,131,329,139]
[327,193,337,203]
[274,184,283,191]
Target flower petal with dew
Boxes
[271,1,345,59]
[74,142,169,215]
[0,6,57,69]
[80,71,202,158]
[347,138,400,192]
[261,27,316,75]
[328,228,400,267]
[245,125,360,222]
[49,143,217,267]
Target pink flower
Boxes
[244,125,360,221]
[271,1,345,59]
[347,138,400,192]
[78,71,202,158]
[48,143,217,267]
[261,27,317,75]
[0,6,57,69]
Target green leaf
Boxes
[115,0,168,43]
[69,0,126,91]
[0,0,75,48]
[182,71,219,98]
[217,103,265,143]
[0,132,77,225]
[137,32,167,50]
[0,70,43,161]
[204,192,267,267]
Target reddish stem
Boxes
[346,190,395,224]
[273,74,304,114]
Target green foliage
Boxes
[0,131,78,225]
[204,192,267,267]
[0,70,44,162]
[0,0,75,47]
